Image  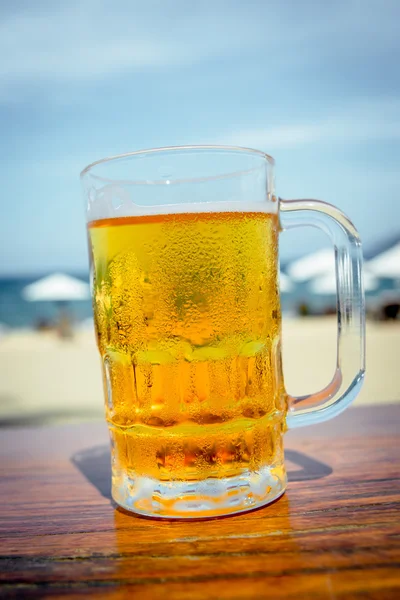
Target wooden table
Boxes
[1,404,399,599]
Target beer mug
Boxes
[81,146,365,519]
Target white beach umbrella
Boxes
[310,270,379,295]
[22,273,90,302]
[279,272,294,293]
[367,242,400,280]
[287,248,335,282]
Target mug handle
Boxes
[279,198,366,428]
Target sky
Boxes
[1,0,399,275]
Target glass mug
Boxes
[81,146,365,519]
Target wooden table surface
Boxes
[0,404,399,599]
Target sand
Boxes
[0,317,398,425]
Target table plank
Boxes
[0,404,399,599]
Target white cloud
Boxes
[214,99,400,149]
[0,0,399,86]
[0,8,175,81]
[0,1,272,83]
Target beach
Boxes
[0,317,399,425]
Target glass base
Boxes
[112,467,287,519]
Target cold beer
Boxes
[88,210,287,515]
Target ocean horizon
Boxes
[0,272,396,329]
[0,273,92,329]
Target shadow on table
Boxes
[285,449,332,482]
[72,445,112,499]
[71,446,332,501]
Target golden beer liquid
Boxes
[88,211,286,487]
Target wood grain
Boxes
[0,404,399,599]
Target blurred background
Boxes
[0,0,399,425]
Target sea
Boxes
[0,273,396,330]
[0,275,94,329]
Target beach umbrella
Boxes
[279,272,294,293]
[22,273,90,302]
[287,248,334,282]
[366,242,400,280]
[310,270,379,295]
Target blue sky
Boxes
[1,0,399,275]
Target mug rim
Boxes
[80,145,275,185]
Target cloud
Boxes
[214,98,400,149]
[0,1,273,84]
[0,6,176,82]
[1,0,399,87]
